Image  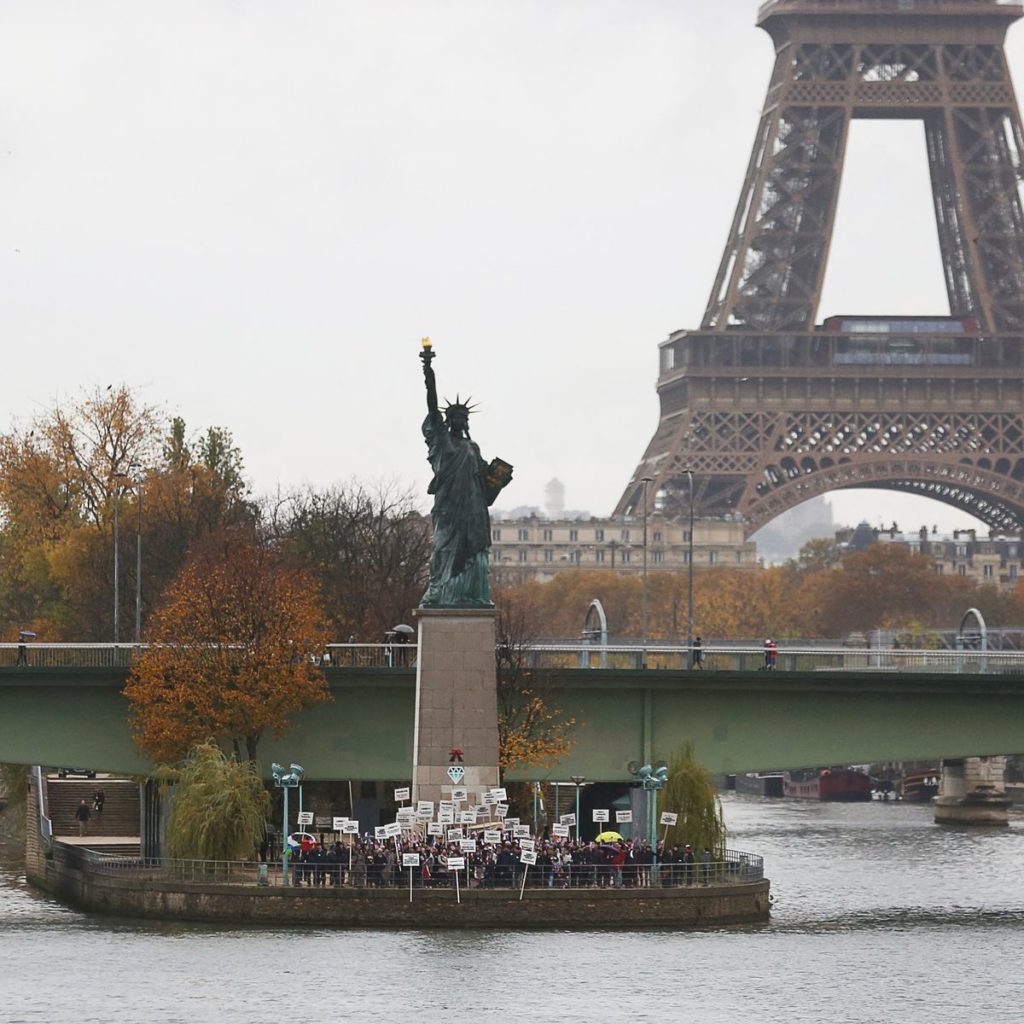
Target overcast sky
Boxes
[3,0,1021,534]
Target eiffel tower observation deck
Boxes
[617,0,1024,534]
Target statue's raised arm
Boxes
[420,337,439,416]
[417,339,512,608]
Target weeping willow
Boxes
[166,743,270,861]
[657,742,726,856]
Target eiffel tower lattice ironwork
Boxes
[616,0,1024,534]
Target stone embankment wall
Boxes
[26,779,770,928]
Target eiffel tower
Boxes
[617,0,1024,534]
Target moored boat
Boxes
[898,771,940,802]
[783,768,872,802]
[735,772,784,797]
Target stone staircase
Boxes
[46,776,141,854]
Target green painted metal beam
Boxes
[1,666,1022,781]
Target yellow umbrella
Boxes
[594,830,625,843]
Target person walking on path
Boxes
[74,799,91,837]
[763,638,777,671]
[92,788,105,822]
[692,635,703,669]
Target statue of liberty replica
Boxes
[419,338,513,607]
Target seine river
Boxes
[2,796,1022,1024]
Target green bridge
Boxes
[3,663,1023,781]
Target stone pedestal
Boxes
[934,756,1010,826]
[412,608,500,806]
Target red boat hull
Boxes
[783,769,872,802]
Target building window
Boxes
[958,565,966,576]
[518,549,528,562]
[956,544,967,558]
[543,528,553,542]
[594,528,604,542]
[984,563,994,578]
[709,550,717,565]
[683,530,690,543]
[492,529,501,542]
[683,551,690,564]
[569,529,578,542]
[1010,545,1018,558]
[544,549,554,563]
[595,549,605,563]
[653,531,662,543]
[621,550,631,564]
[736,551,743,563]
[935,564,944,574]
[651,550,664,564]
[517,528,529,541]
[1011,565,1018,579]
[621,530,630,542]
[570,550,581,564]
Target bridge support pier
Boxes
[934,757,1010,827]
[411,608,500,807]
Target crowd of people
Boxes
[282,834,724,889]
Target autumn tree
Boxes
[658,742,726,857]
[494,587,577,777]
[125,530,330,764]
[271,481,430,640]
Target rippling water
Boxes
[2,797,1022,1023]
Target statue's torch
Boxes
[420,336,434,365]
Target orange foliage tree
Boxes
[494,588,577,775]
[125,531,330,764]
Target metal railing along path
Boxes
[56,844,764,891]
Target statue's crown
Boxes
[444,395,477,419]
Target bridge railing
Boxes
[0,642,415,670]
[523,644,1024,674]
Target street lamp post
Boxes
[571,775,585,841]
[272,762,305,885]
[685,468,694,669]
[631,761,668,884]
[134,475,143,643]
[641,476,653,669]
[113,486,120,643]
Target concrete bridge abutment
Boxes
[934,756,1010,826]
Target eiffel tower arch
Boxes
[617,0,1024,535]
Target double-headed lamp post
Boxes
[571,775,585,841]
[272,762,304,884]
[633,761,669,880]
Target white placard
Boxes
[451,787,468,801]
[402,853,420,868]
[447,828,464,841]
[616,810,633,824]
[552,823,570,838]
[459,838,477,853]
[417,801,434,816]
[483,830,502,844]
[297,811,314,826]
[592,809,610,823]
[504,817,520,829]
[427,822,444,836]
[332,817,349,831]
[660,811,679,826]
[519,838,535,853]
[519,850,537,865]
[343,820,359,835]
[384,821,402,838]
[438,812,455,825]
[394,786,411,802]
[491,787,508,801]
[560,813,576,826]
[495,804,509,819]
[513,825,531,838]
[482,792,497,806]
[374,826,387,840]
[397,807,415,822]
[459,810,477,824]
[446,857,466,870]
